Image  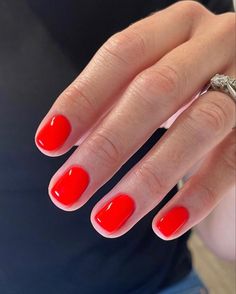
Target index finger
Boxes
[35,1,200,156]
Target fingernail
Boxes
[155,206,189,237]
[36,114,71,151]
[50,166,90,206]
[95,194,135,233]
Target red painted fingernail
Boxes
[36,114,71,151]
[156,206,189,237]
[95,194,135,233]
[50,166,90,206]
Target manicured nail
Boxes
[95,194,135,233]
[156,206,189,237]
[50,166,90,206]
[36,114,71,151]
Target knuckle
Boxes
[132,64,180,104]
[62,81,97,117]
[87,129,123,167]
[153,65,180,95]
[130,71,158,108]
[188,99,228,133]
[170,1,209,35]
[102,29,146,65]
[196,182,216,209]
[219,13,236,34]
[212,13,236,54]
[135,162,167,197]
[213,13,236,63]
[176,1,206,17]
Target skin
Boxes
[35,1,236,260]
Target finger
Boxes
[48,12,234,212]
[90,85,235,237]
[152,128,236,240]
[74,95,118,146]
[35,1,206,156]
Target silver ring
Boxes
[209,74,236,102]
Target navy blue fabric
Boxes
[0,0,233,293]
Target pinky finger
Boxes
[152,129,236,240]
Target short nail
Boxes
[155,206,189,237]
[36,114,71,151]
[95,194,135,233]
[50,166,90,206]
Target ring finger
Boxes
[152,128,236,240]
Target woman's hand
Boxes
[35,1,236,240]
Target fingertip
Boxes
[48,165,90,211]
[35,114,72,156]
[152,206,190,240]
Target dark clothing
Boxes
[0,1,233,293]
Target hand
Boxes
[35,1,236,240]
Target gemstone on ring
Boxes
[210,74,236,100]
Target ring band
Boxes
[200,74,236,128]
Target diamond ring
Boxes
[208,74,236,102]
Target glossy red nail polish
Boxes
[50,166,90,206]
[156,206,189,237]
[36,115,71,151]
[95,194,135,233]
